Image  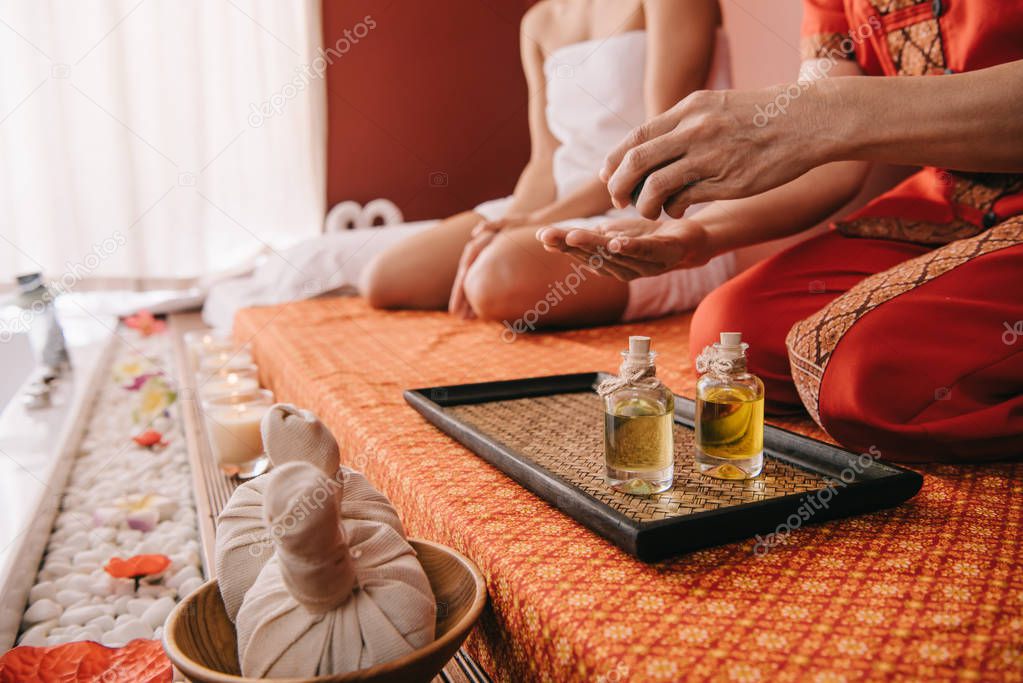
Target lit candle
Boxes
[199,349,255,375]
[184,330,233,370]
[198,367,260,400]
[203,389,273,478]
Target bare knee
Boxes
[462,238,535,324]
[362,249,436,310]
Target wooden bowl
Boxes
[163,539,487,682]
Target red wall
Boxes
[322,2,537,221]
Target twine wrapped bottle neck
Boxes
[598,357,661,396]
[695,344,748,377]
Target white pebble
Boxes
[45,548,73,564]
[87,614,116,632]
[28,581,56,603]
[102,619,152,646]
[113,595,131,614]
[116,529,143,545]
[126,509,160,533]
[141,597,175,629]
[135,539,164,555]
[176,577,203,597]
[89,527,117,543]
[108,580,135,597]
[169,550,198,570]
[127,598,154,617]
[55,589,88,607]
[23,599,62,624]
[18,619,57,646]
[65,531,90,551]
[77,625,104,642]
[92,507,123,527]
[167,566,200,590]
[73,549,106,566]
[39,562,71,581]
[65,574,95,593]
[59,604,112,627]
[137,585,175,599]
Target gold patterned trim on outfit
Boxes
[884,18,945,75]
[800,33,855,61]
[837,172,1023,245]
[950,172,1023,213]
[868,0,923,13]
[786,217,1023,427]
[865,0,946,76]
[835,215,982,245]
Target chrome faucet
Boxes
[14,272,70,409]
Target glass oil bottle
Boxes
[695,332,765,479]
[600,336,674,495]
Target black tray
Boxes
[405,372,923,561]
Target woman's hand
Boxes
[448,214,533,318]
[601,86,830,219]
[536,217,714,281]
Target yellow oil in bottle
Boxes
[695,385,764,479]
[694,332,765,480]
[605,398,674,474]
[600,336,675,495]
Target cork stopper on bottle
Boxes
[719,332,742,347]
[716,332,746,360]
[628,335,651,357]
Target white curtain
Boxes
[0,0,326,287]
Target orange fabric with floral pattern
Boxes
[236,298,1023,682]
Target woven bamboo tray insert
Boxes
[447,392,831,523]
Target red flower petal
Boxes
[132,430,164,448]
[0,638,171,683]
[104,554,171,580]
[123,310,166,337]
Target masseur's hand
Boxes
[537,218,714,281]
[601,87,825,219]
[448,214,532,318]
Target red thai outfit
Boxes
[690,0,1023,462]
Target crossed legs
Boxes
[364,215,629,328]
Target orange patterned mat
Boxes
[236,298,1023,682]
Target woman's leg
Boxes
[690,230,928,413]
[463,225,630,329]
[362,211,482,310]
